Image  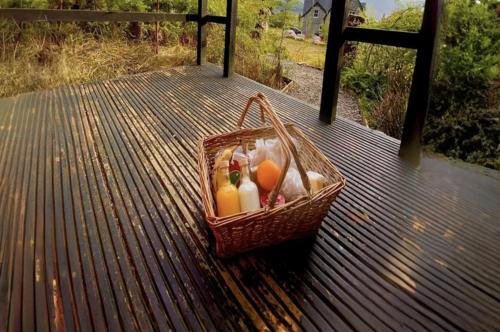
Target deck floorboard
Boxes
[0,65,499,332]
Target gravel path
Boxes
[282,62,363,124]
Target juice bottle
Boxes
[238,158,260,212]
[216,161,241,217]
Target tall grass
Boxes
[0,19,286,97]
[207,24,285,89]
[0,20,196,97]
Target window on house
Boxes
[313,9,319,18]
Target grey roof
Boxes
[302,0,330,15]
[302,0,363,16]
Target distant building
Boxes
[301,0,365,38]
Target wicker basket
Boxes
[198,93,345,257]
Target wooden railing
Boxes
[0,5,236,77]
[320,0,443,164]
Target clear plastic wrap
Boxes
[280,168,306,201]
[248,137,298,170]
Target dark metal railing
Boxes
[320,0,443,164]
[0,6,236,77]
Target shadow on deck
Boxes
[0,64,499,331]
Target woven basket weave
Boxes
[198,93,345,257]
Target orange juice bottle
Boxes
[216,161,241,217]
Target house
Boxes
[301,0,365,38]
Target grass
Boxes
[0,21,287,97]
[0,21,196,98]
[282,37,326,69]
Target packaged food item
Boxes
[232,147,247,164]
[257,160,281,191]
[260,192,286,208]
[216,160,241,217]
[280,168,307,201]
[238,158,261,212]
[307,171,325,194]
[248,137,299,170]
[249,139,267,169]
[280,169,326,199]
[264,139,286,168]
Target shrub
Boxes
[342,1,499,169]
[341,7,421,134]
[206,24,285,88]
[424,0,500,169]
[424,107,499,169]
[206,0,288,89]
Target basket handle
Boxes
[237,93,311,208]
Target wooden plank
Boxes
[53,88,96,332]
[91,80,209,331]
[0,98,18,263]
[21,90,46,332]
[102,81,225,330]
[79,83,176,331]
[319,0,349,123]
[50,89,82,332]
[55,87,111,332]
[33,92,50,332]
[42,91,65,332]
[2,93,34,332]
[223,0,237,77]
[343,27,421,49]
[71,84,156,331]
[399,0,444,164]
[0,8,197,23]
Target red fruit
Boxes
[260,192,285,208]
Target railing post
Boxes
[223,0,237,77]
[197,0,207,65]
[399,0,443,164]
[319,0,348,124]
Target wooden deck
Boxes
[0,64,499,332]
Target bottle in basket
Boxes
[238,158,260,212]
[216,161,241,217]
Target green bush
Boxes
[425,107,499,169]
[424,0,500,169]
[341,7,420,136]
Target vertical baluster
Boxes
[197,0,207,65]
[155,0,160,54]
[319,0,349,124]
[223,0,237,77]
[399,0,443,164]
